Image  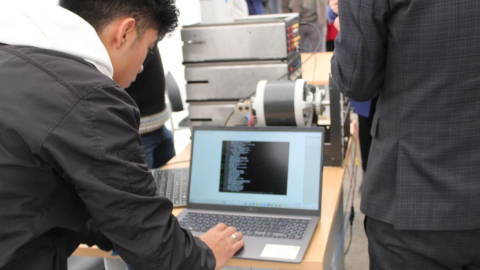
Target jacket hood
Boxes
[0,5,114,79]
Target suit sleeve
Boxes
[40,84,215,270]
[331,0,390,101]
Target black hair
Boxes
[59,0,179,39]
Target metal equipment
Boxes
[181,14,302,108]
[184,60,300,101]
[187,79,349,166]
[183,14,305,126]
[252,79,314,127]
[323,76,350,166]
[182,14,300,63]
[183,14,304,125]
[181,13,350,166]
[188,80,319,127]
[189,79,321,126]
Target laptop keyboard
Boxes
[151,167,189,207]
[179,212,310,239]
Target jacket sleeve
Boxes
[39,84,215,270]
[330,0,390,101]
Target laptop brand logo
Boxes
[246,207,258,212]
[187,40,205,45]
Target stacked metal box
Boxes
[181,14,302,126]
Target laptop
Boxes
[151,167,189,207]
[177,126,324,263]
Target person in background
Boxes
[0,0,244,269]
[125,45,175,169]
[332,0,480,269]
[282,0,328,52]
[263,0,283,14]
[325,0,337,52]
[246,0,265,15]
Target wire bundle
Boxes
[331,122,359,269]
[245,113,254,127]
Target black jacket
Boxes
[0,44,215,270]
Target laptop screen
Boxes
[188,127,323,211]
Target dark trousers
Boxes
[365,216,480,270]
[326,40,335,52]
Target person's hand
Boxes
[200,223,244,270]
[334,17,340,31]
[330,0,338,14]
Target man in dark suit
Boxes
[332,1,480,269]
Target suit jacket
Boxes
[332,0,480,231]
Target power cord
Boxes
[344,206,355,256]
[299,21,323,53]
[224,110,235,126]
[330,128,359,270]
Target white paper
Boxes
[260,244,300,260]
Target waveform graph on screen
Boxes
[219,140,289,195]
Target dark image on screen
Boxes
[218,141,289,195]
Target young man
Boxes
[332,0,480,269]
[0,1,243,269]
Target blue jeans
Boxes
[141,125,175,169]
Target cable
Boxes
[300,21,323,53]
[225,108,254,128]
[336,142,357,241]
[344,206,355,256]
[330,219,350,270]
[331,188,356,269]
[224,110,235,126]
[245,113,254,127]
[331,132,359,270]
[246,113,254,127]
[344,132,359,258]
